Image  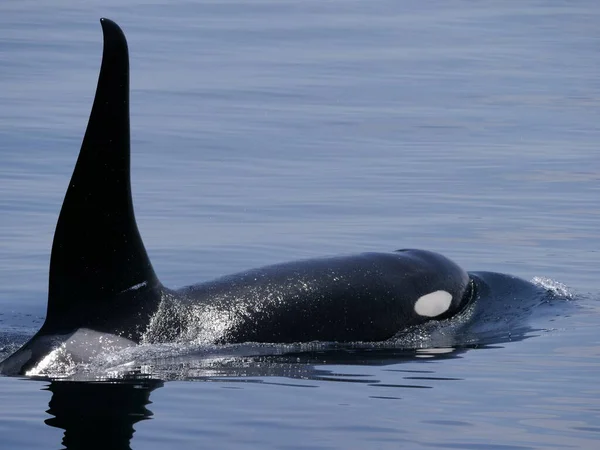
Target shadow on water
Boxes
[44,378,163,450]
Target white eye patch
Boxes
[414,290,452,317]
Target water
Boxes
[1,1,599,448]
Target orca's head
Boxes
[392,248,475,319]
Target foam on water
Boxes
[531,276,573,298]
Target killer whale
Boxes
[0,18,496,376]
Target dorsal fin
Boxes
[45,18,160,328]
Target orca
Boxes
[1,18,481,376]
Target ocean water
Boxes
[0,1,599,449]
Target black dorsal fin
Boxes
[46,18,160,328]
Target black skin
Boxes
[0,19,495,377]
[151,249,474,344]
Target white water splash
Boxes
[25,344,76,378]
[531,277,573,298]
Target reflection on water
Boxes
[164,346,467,381]
[40,348,468,449]
[45,378,163,450]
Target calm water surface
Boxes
[0,1,599,449]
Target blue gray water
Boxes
[1,1,599,448]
